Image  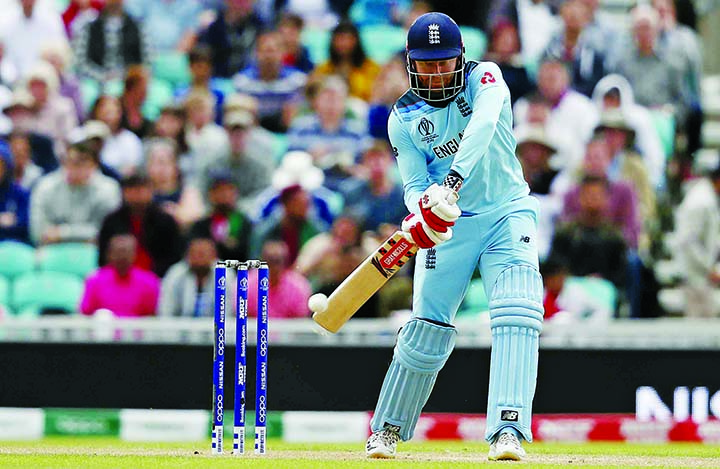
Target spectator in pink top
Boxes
[560,136,640,249]
[248,239,311,319]
[80,233,160,317]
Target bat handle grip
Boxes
[443,171,463,204]
[400,231,415,244]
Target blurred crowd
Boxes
[0,0,717,322]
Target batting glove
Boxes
[418,183,461,233]
[401,213,453,249]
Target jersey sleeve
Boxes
[450,62,509,179]
[388,109,431,212]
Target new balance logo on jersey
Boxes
[425,248,437,269]
[428,24,440,44]
[501,410,519,422]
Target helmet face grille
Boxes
[407,57,465,103]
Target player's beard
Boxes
[428,88,449,100]
[426,77,453,100]
[418,74,456,100]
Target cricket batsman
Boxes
[365,12,544,461]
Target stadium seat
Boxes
[54,0,70,12]
[360,25,405,64]
[142,79,174,121]
[302,27,331,65]
[564,276,618,316]
[99,77,173,121]
[100,76,173,112]
[101,79,124,97]
[459,26,487,62]
[11,271,84,316]
[80,78,101,114]
[0,241,35,280]
[269,132,289,165]
[649,110,676,157]
[152,52,192,89]
[211,77,235,97]
[348,1,390,27]
[37,243,99,279]
[324,189,345,219]
[0,275,10,314]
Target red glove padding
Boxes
[401,213,453,249]
[418,183,461,233]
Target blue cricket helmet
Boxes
[406,12,465,103]
[406,12,463,61]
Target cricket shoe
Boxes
[488,432,526,461]
[365,428,400,459]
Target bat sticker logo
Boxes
[371,258,390,278]
[372,237,415,277]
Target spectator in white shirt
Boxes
[514,58,598,171]
[30,141,121,245]
[668,160,720,317]
[183,89,228,176]
[0,39,20,87]
[90,94,143,176]
[0,0,69,79]
[591,74,666,190]
[25,61,78,159]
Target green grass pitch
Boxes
[1,437,719,468]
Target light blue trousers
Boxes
[371,196,544,442]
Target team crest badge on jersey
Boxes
[456,96,472,117]
[425,248,437,270]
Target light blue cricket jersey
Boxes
[389,61,529,215]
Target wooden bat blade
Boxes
[312,231,417,333]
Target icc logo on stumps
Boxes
[260,277,269,291]
[218,276,226,290]
[240,277,249,291]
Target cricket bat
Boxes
[312,230,418,333]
